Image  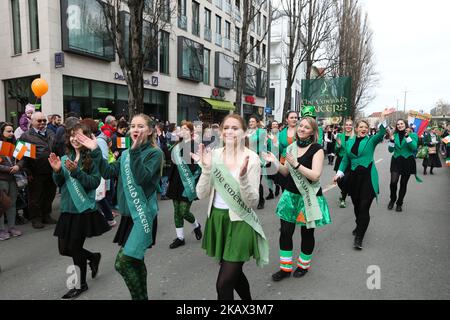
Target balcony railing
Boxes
[178,15,187,30]
[204,28,212,42]
[224,38,231,51]
[192,21,200,36]
[215,33,222,47]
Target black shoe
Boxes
[423,170,427,175]
[387,201,395,210]
[42,217,57,225]
[257,202,265,210]
[430,170,434,175]
[265,192,274,200]
[352,228,357,236]
[395,205,402,212]
[32,220,44,229]
[275,185,280,197]
[271,270,291,282]
[16,216,28,225]
[293,267,308,278]
[354,237,363,250]
[61,284,88,300]
[193,224,202,240]
[89,253,101,279]
[169,238,185,249]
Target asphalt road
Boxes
[1,143,449,300]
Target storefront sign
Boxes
[114,73,158,87]
[211,88,225,100]
[245,96,255,104]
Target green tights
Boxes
[115,248,148,300]
[173,200,195,228]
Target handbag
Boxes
[14,171,28,189]
[416,146,428,159]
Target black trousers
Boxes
[390,172,411,206]
[28,174,57,222]
[351,196,374,239]
[258,175,265,205]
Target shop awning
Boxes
[202,98,235,111]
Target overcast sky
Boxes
[361,0,450,115]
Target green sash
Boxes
[286,144,322,229]
[61,156,96,213]
[120,150,158,260]
[172,144,201,202]
[211,157,269,267]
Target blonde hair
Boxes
[133,114,157,148]
[298,117,319,143]
[355,119,370,129]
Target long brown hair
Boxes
[133,114,157,148]
[65,123,93,172]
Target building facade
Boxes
[268,12,305,122]
[1,0,269,126]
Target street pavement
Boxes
[0,143,449,300]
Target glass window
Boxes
[177,36,204,82]
[28,0,39,51]
[178,0,187,30]
[4,75,39,127]
[160,30,170,74]
[192,1,200,36]
[256,69,267,97]
[225,21,231,39]
[177,94,200,124]
[61,0,114,61]
[205,8,211,29]
[244,64,257,95]
[215,52,234,89]
[160,0,171,23]
[203,49,210,85]
[11,0,22,55]
[121,11,158,71]
[215,15,222,34]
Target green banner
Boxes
[301,77,352,117]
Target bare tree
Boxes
[235,0,273,117]
[279,0,337,117]
[100,0,175,118]
[333,0,378,119]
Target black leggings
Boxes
[279,219,315,255]
[351,196,374,239]
[58,237,95,286]
[390,172,411,206]
[216,261,251,300]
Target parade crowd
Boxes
[0,104,449,300]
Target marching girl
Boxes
[194,114,268,300]
[48,123,110,299]
[333,109,392,249]
[279,111,299,165]
[263,117,331,282]
[422,127,442,175]
[388,119,419,212]
[334,120,354,208]
[166,120,202,249]
[76,114,163,300]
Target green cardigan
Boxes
[339,124,387,197]
[91,143,163,216]
[53,152,101,214]
[334,132,352,158]
[279,127,296,159]
[388,132,418,158]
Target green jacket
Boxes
[53,152,100,214]
[318,127,323,145]
[248,128,267,155]
[279,127,296,159]
[339,124,387,197]
[388,132,418,158]
[91,143,163,216]
[334,132,352,158]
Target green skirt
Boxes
[276,190,332,228]
[202,206,260,263]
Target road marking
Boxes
[323,159,383,194]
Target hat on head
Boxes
[25,104,35,113]
[301,105,317,118]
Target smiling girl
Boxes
[49,123,110,299]
[76,114,163,300]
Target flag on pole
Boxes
[0,141,15,157]
[116,137,131,149]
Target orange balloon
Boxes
[31,78,49,98]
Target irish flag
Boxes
[117,137,131,149]
[442,135,450,145]
[13,142,37,160]
[0,141,15,157]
